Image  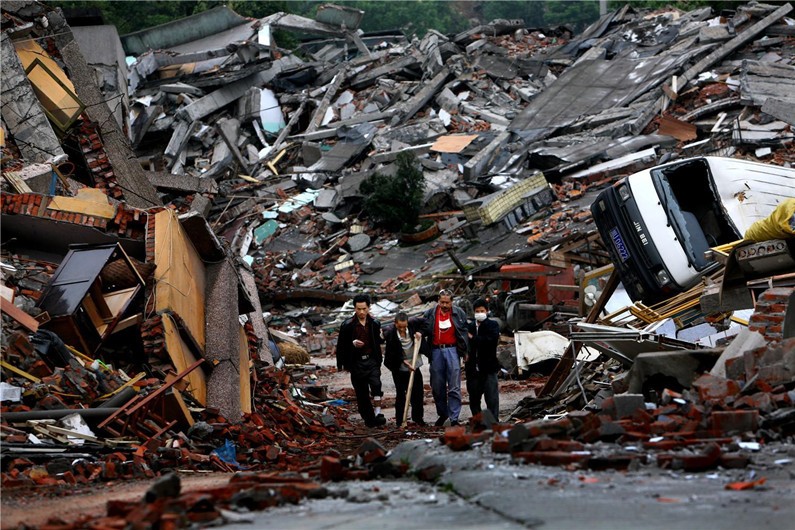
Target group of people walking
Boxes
[335,290,500,428]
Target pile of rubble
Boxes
[2,1,795,522]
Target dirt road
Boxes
[311,351,541,426]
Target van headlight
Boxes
[618,185,631,202]
[656,269,671,286]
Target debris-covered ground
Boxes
[2,1,795,528]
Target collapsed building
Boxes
[1,0,795,511]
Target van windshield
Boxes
[653,176,711,270]
[651,159,737,272]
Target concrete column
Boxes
[48,9,162,209]
[240,267,273,363]
[204,258,242,422]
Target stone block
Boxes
[613,394,646,419]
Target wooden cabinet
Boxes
[37,243,145,354]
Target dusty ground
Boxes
[0,473,230,529]
[309,350,541,426]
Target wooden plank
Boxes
[1,284,15,303]
[154,209,207,349]
[430,134,479,153]
[97,372,146,400]
[162,314,207,406]
[45,425,102,443]
[47,188,116,219]
[102,287,137,316]
[0,360,41,383]
[165,388,195,429]
[0,297,39,332]
[2,171,34,193]
[109,313,143,335]
[239,326,252,415]
[466,256,503,263]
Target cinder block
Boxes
[614,394,646,419]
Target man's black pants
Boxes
[350,359,382,424]
[392,369,424,424]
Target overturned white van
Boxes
[590,156,795,304]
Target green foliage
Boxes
[50,1,707,42]
[544,0,600,31]
[359,152,425,232]
[608,0,743,12]
[47,1,195,34]
[47,0,288,35]
[311,1,469,37]
[481,1,546,28]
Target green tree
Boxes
[48,0,288,35]
[481,1,545,28]
[48,1,199,34]
[544,0,600,31]
[325,1,469,37]
[359,152,425,232]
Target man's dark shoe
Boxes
[450,420,460,427]
[373,415,386,427]
[413,419,427,427]
[434,417,448,427]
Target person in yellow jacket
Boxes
[744,198,795,242]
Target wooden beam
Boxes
[0,297,39,332]
[0,360,41,383]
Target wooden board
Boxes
[154,209,206,349]
[164,388,195,429]
[103,286,138,317]
[239,326,252,414]
[162,315,206,406]
[0,297,39,332]
[430,134,479,153]
[48,188,116,218]
[2,171,34,193]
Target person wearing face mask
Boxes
[422,289,470,426]
[465,298,501,420]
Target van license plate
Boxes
[610,228,630,262]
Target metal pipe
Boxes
[1,408,118,424]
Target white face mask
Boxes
[474,312,487,322]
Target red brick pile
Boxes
[441,343,794,473]
[0,192,151,239]
[0,358,368,491]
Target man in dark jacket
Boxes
[335,294,386,427]
[422,289,470,426]
[383,312,428,426]
[465,298,500,420]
